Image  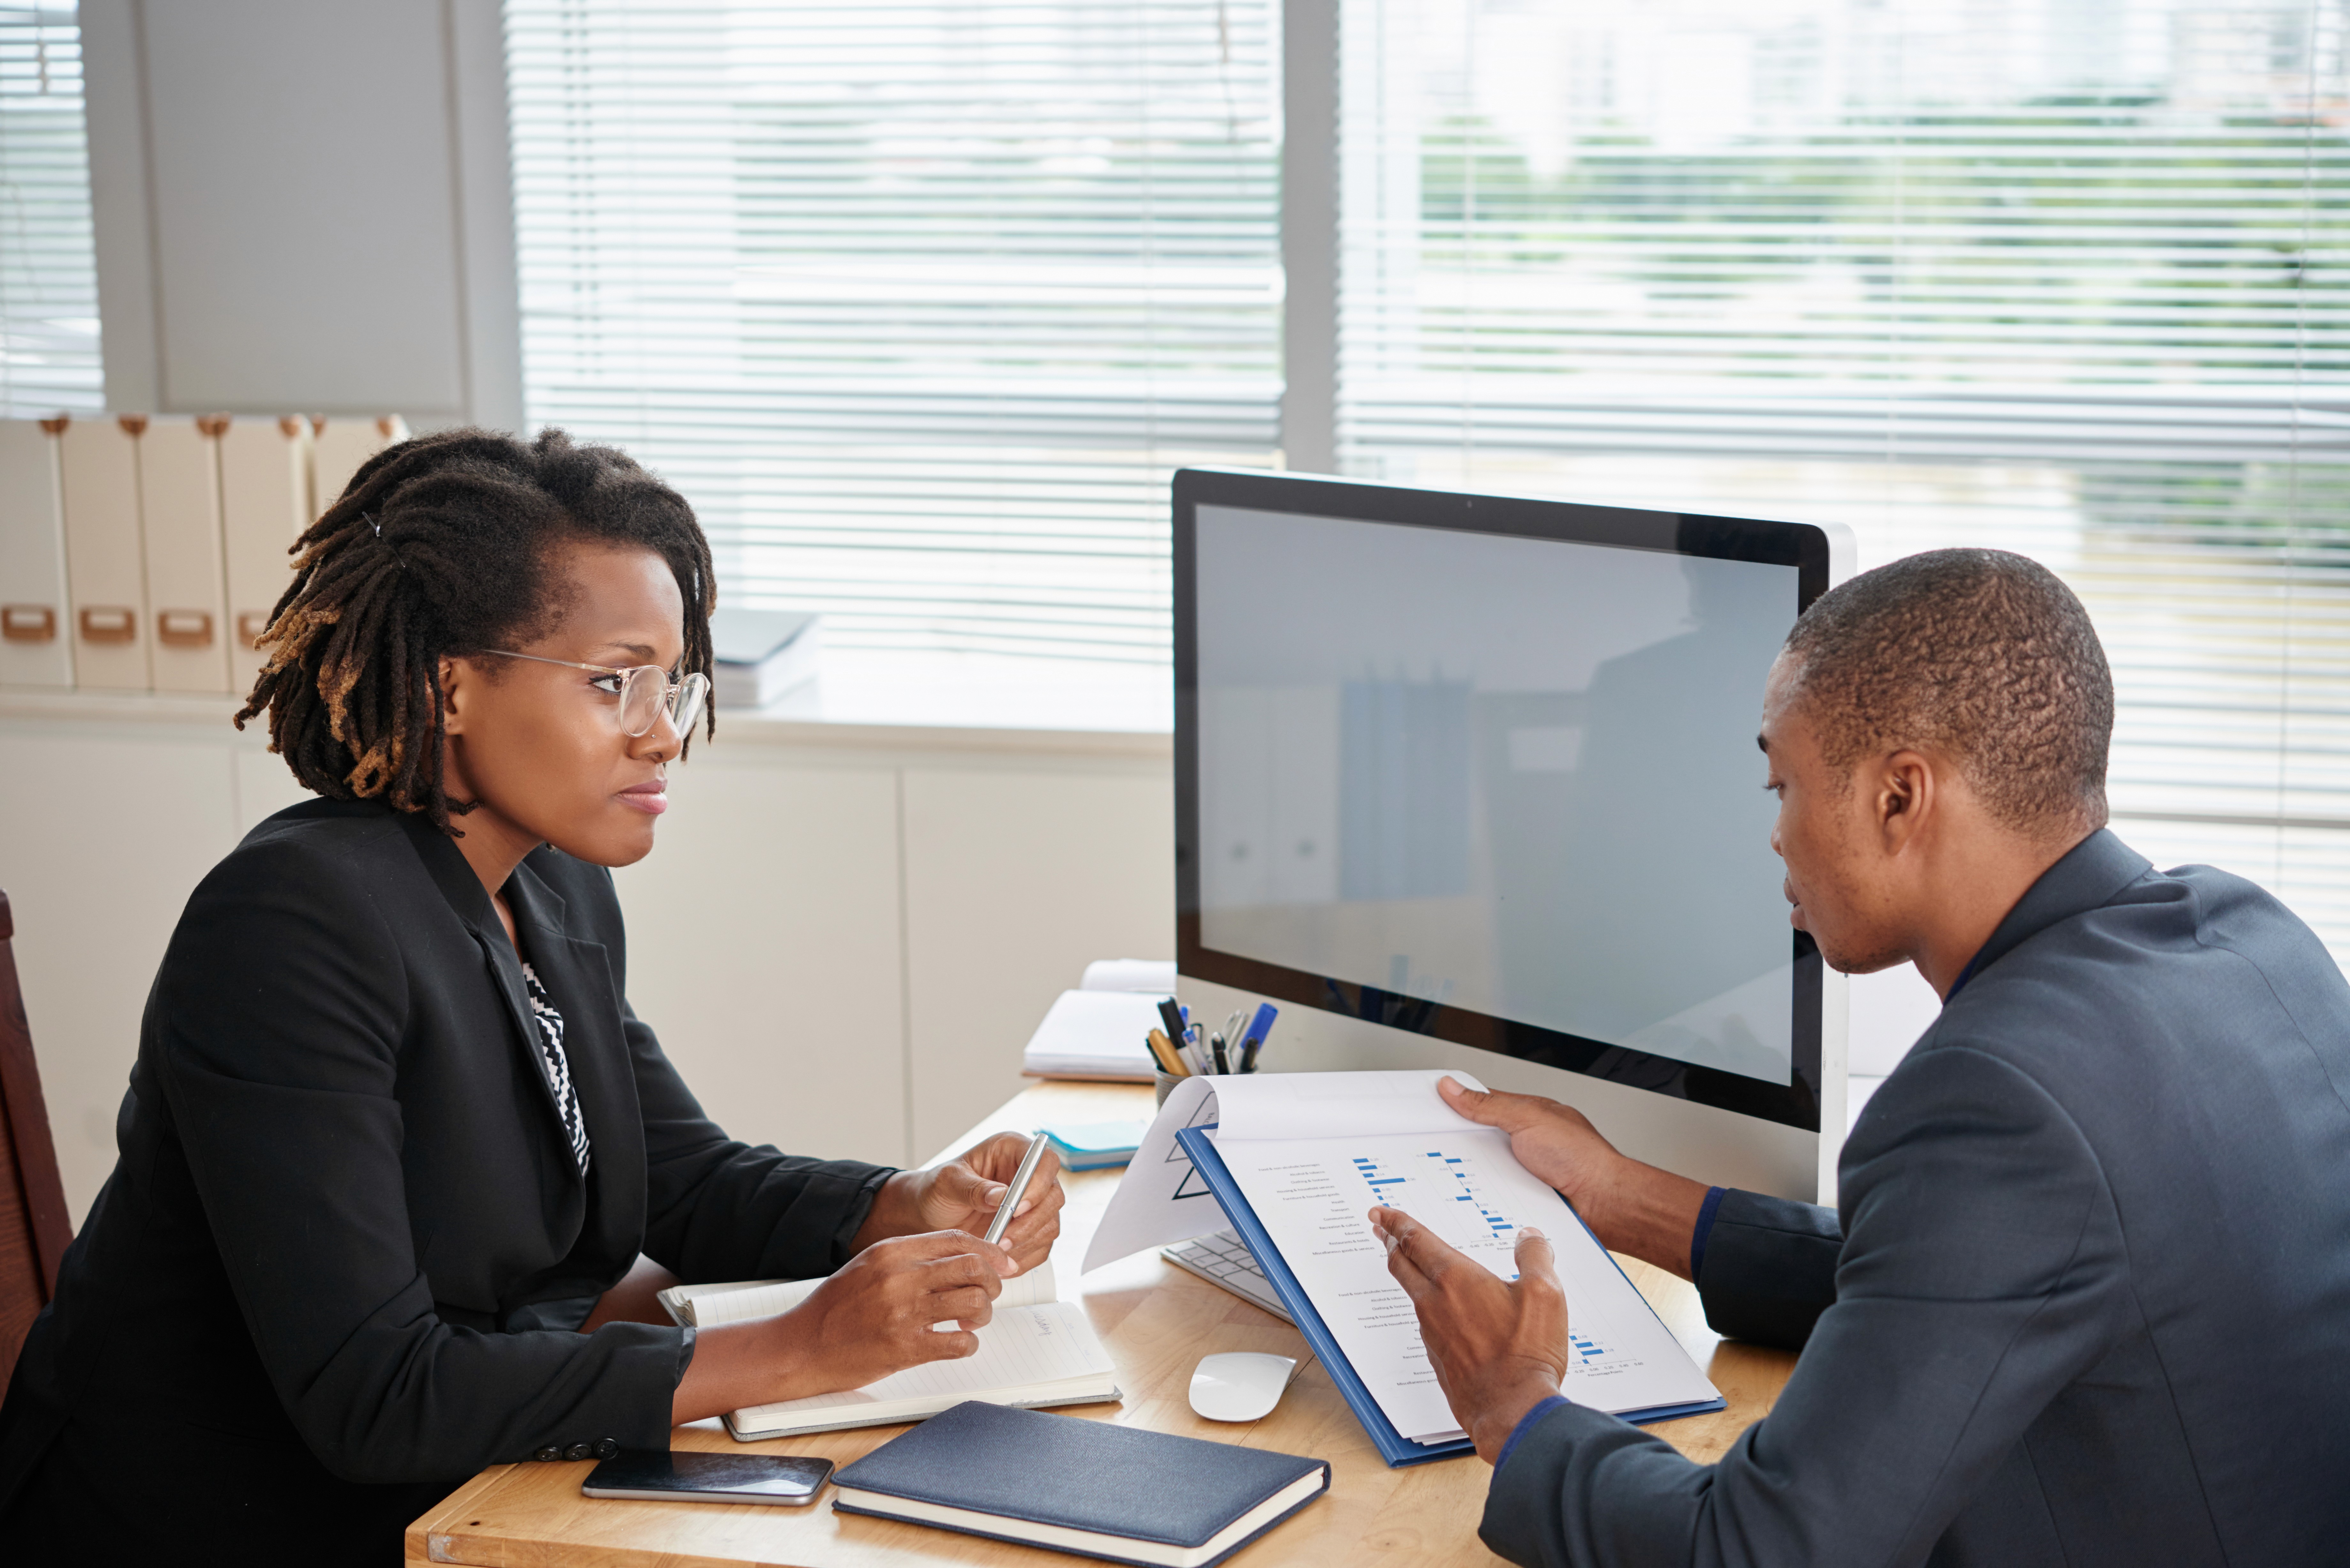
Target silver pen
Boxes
[983,1131,1054,1247]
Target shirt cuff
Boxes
[1688,1185,1728,1281]
[1494,1394,1572,1472]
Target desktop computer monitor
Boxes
[1174,469,1852,1200]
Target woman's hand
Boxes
[852,1132,1066,1276]
[670,1229,1014,1425]
[1439,1077,1710,1277]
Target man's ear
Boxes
[1874,750,1937,851]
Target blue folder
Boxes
[1175,1123,1724,1468]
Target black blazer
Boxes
[1482,830,2350,1567]
[0,799,892,1562]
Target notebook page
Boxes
[683,1278,818,1327]
[731,1301,1112,1422]
[659,1276,784,1324]
[682,1261,1059,1328]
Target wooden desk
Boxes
[406,1082,1795,1567]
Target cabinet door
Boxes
[610,757,909,1166]
[901,766,1172,1163]
[0,729,241,1222]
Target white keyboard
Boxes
[1160,1228,1292,1323]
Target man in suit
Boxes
[1370,548,2350,1566]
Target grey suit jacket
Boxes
[1484,829,2350,1567]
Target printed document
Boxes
[1093,1071,1719,1444]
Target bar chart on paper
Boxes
[1336,1135,1662,1388]
[1349,1150,1526,1275]
[1568,1331,1638,1373]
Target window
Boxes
[502,0,1281,669]
[1334,0,2350,962]
[0,4,101,418]
[505,0,2350,961]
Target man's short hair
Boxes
[1780,548,2115,836]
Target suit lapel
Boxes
[504,856,647,1255]
[400,816,601,1191]
[395,814,647,1279]
[395,816,559,1131]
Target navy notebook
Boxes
[831,1400,1331,1568]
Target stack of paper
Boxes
[1021,989,1168,1081]
[709,605,820,709]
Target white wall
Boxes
[0,696,1172,1223]
[78,0,520,429]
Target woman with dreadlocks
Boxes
[0,428,1064,1564]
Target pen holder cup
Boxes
[1154,1069,1182,1107]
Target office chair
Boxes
[0,889,72,1386]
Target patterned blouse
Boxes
[521,961,592,1176]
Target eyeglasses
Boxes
[482,651,711,739]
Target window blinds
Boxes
[0,5,101,418]
[502,0,1282,663]
[1337,0,2350,961]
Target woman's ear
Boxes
[438,654,468,735]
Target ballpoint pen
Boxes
[984,1131,1054,1247]
[1209,1031,1231,1074]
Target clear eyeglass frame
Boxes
[481,650,710,739]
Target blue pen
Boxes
[1238,1002,1278,1072]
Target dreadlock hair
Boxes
[235,426,717,836]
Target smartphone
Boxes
[581,1448,834,1506]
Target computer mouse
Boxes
[1188,1352,1297,1422]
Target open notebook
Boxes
[657,1262,1122,1440]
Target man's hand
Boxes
[1439,1076,1626,1208]
[1372,1204,1568,1465]
[1440,1077,1710,1278]
[671,1229,1013,1424]
[852,1132,1066,1275]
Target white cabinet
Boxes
[0,715,252,1215]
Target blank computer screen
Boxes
[1194,502,1802,1086]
